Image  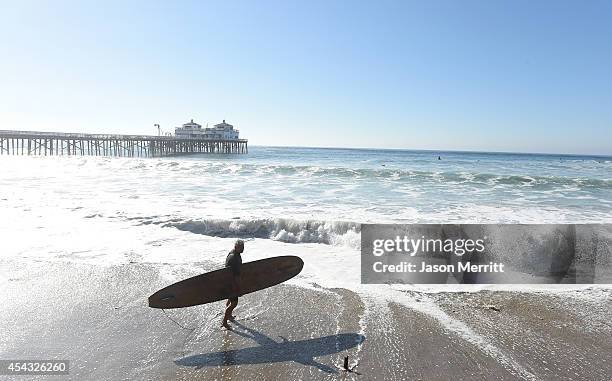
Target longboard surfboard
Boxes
[148,255,304,309]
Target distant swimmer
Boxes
[438,156,441,160]
[222,240,244,329]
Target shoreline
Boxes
[2,259,610,380]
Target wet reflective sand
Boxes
[1,260,611,380]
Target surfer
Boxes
[222,239,244,329]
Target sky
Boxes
[0,0,611,155]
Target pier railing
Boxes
[0,130,248,157]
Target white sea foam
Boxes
[1,150,611,288]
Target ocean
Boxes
[1,146,611,286]
[1,147,612,379]
[2,146,611,245]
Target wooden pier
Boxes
[0,130,248,157]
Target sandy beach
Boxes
[2,258,610,381]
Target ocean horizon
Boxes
[250,144,612,158]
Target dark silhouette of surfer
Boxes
[222,240,244,329]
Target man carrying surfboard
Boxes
[222,239,244,329]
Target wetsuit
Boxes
[225,249,242,302]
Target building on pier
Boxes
[175,119,240,140]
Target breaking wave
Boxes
[132,216,362,249]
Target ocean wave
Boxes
[132,216,362,248]
[123,161,612,190]
[130,217,612,282]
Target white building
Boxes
[175,119,240,140]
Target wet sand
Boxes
[1,260,611,380]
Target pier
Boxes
[0,130,248,157]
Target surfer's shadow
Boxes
[174,321,364,374]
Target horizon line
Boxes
[249,144,612,158]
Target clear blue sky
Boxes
[1,0,611,154]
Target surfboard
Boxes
[148,255,304,309]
